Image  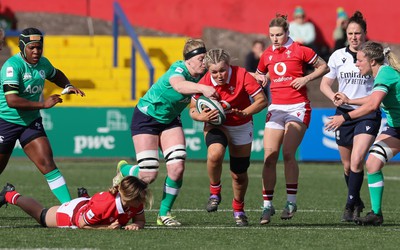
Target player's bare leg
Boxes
[280,121,306,220]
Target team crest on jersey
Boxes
[285,50,292,58]
[273,62,287,76]
[268,55,273,61]
[39,70,46,79]
[23,73,32,80]
[175,67,184,73]
[6,67,13,77]
[341,58,346,63]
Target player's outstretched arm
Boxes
[124,213,145,230]
[50,69,85,97]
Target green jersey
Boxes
[137,60,202,124]
[373,65,400,127]
[0,53,56,126]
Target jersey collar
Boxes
[345,46,358,63]
[210,66,232,86]
[18,52,39,68]
[115,193,126,214]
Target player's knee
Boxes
[167,163,185,180]
[205,129,228,148]
[369,141,393,163]
[230,156,250,174]
[282,149,296,162]
[207,147,225,165]
[264,152,279,167]
[137,150,160,174]
[164,145,186,165]
[139,172,159,184]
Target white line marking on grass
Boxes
[384,176,400,181]
[148,208,340,212]
[145,226,359,230]
[147,208,400,214]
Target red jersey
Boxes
[56,192,144,228]
[257,39,317,104]
[195,66,262,126]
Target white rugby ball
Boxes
[196,96,226,125]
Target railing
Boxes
[5,30,21,37]
[112,1,154,100]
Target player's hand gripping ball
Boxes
[196,96,226,125]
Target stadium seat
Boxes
[5,35,187,106]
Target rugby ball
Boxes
[196,96,226,125]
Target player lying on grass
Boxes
[0,176,152,230]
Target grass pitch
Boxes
[1,159,400,249]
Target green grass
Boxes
[1,159,400,249]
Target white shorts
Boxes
[223,121,253,145]
[56,197,90,228]
[265,102,311,130]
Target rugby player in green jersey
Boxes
[0,28,85,203]
[113,38,218,226]
[326,41,400,226]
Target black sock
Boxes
[346,170,364,208]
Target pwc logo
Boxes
[273,62,287,76]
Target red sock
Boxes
[5,191,20,205]
[286,183,298,203]
[232,198,244,212]
[262,189,274,201]
[209,181,221,196]
[286,183,298,195]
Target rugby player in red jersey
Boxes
[254,14,329,224]
[0,176,151,230]
[190,48,268,226]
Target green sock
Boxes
[159,176,182,216]
[367,171,384,215]
[44,168,72,203]
[120,164,140,177]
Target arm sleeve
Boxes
[41,57,57,80]
[256,53,269,75]
[244,71,262,97]
[1,61,21,95]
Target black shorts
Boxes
[0,117,47,154]
[130,107,182,136]
[335,107,381,146]
[381,126,400,140]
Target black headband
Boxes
[184,47,207,60]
